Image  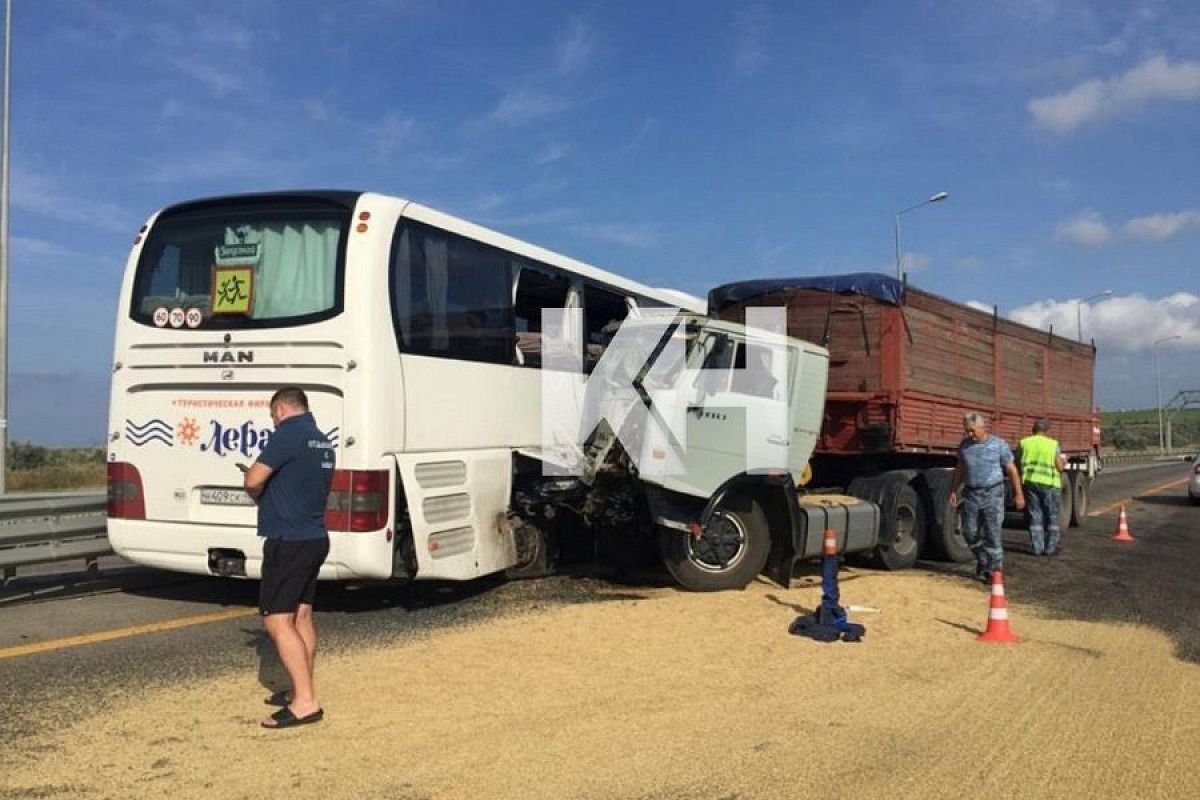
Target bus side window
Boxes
[583,285,629,372]
[513,264,571,369]
[391,221,515,365]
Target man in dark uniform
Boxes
[243,387,335,729]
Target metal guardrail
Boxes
[1102,452,1192,467]
[0,492,109,575]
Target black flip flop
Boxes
[264,690,290,707]
[261,707,324,729]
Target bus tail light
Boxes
[107,462,146,519]
[326,469,389,532]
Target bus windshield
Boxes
[130,198,350,329]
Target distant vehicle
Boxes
[1189,454,1200,504]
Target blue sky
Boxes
[7,0,1200,445]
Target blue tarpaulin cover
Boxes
[708,272,906,313]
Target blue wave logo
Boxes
[126,418,174,447]
[325,426,340,446]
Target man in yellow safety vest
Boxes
[1018,419,1068,556]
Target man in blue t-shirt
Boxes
[243,387,335,729]
[950,411,1025,583]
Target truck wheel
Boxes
[659,493,770,591]
[1057,477,1074,532]
[922,468,973,563]
[1069,473,1090,527]
[871,473,926,571]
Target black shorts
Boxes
[259,537,330,616]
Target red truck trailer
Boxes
[710,273,1100,569]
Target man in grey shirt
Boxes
[950,412,1025,583]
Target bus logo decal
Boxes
[203,350,254,364]
[125,418,174,447]
[198,419,271,459]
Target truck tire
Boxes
[1057,476,1074,533]
[922,468,973,563]
[850,471,925,571]
[1069,472,1090,527]
[659,492,770,591]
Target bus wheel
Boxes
[505,521,556,580]
[872,473,925,571]
[659,493,770,591]
[1069,473,1090,527]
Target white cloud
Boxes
[534,143,570,165]
[1030,56,1200,134]
[965,300,994,313]
[470,18,596,132]
[554,17,594,75]
[1123,209,1200,240]
[571,221,662,248]
[12,167,134,233]
[899,251,931,273]
[11,236,73,260]
[733,5,771,78]
[169,56,250,97]
[1054,210,1112,246]
[481,88,574,129]
[1008,293,1200,353]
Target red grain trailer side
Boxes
[711,273,1100,567]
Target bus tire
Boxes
[505,521,556,580]
[1069,472,1090,527]
[871,473,925,571]
[659,492,770,591]
[922,468,973,563]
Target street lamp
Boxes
[894,191,949,279]
[1076,290,1112,342]
[1154,335,1181,454]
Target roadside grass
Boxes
[6,462,106,491]
[5,443,107,491]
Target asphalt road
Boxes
[1,459,1194,747]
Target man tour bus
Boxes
[108,190,845,591]
[107,191,701,581]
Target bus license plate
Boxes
[200,488,255,507]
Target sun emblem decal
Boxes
[177,417,200,446]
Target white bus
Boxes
[106,190,712,584]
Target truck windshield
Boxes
[130,199,349,329]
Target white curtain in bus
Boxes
[228,224,339,318]
[424,235,450,349]
[394,228,413,342]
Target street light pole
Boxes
[894,191,948,279]
[1075,289,1112,342]
[1154,335,1181,454]
[0,0,11,495]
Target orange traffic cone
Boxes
[977,571,1020,644]
[1113,504,1135,542]
[823,528,838,557]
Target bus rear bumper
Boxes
[107,520,394,581]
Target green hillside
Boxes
[1100,408,1200,451]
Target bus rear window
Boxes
[131,202,349,329]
